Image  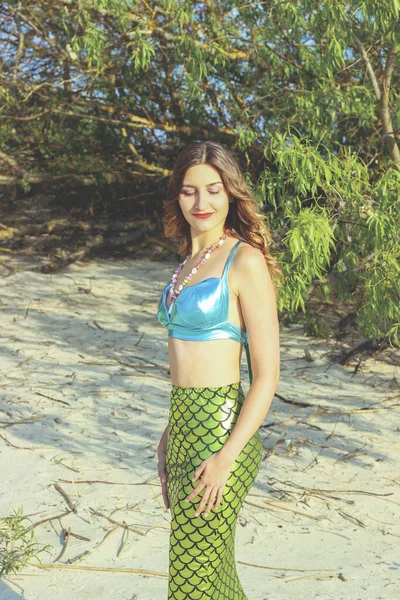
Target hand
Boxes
[157,427,169,510]
[184,451,235,517]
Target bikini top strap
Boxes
[222,239,243,280]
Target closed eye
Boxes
[182,190,220,196]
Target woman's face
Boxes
[178,163,230,235]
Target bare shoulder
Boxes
[236,240,264,263]
[231,240,273,295]
[234,240,271,277]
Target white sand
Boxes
[1,257,399,600]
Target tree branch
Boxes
[380,44,400,164]
[353,35,380,100]
[354,36,400,165]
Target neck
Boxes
[189,227,230,258]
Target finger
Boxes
[203,487,218,517]
[160,476,169,509]
[161,481,169,509]
[194,486,212,517]
[214,487,224,509]
[192,465,205,482]
[185,479,206,502]
[158,462,169,509]
[192,458,208,481]
[158,459,166,479]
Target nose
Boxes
[194,189,210,210]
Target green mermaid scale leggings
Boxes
[166,381,263,600]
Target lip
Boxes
[193,213,214,219]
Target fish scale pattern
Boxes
[166,381,263,599]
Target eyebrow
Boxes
[181,181,223,188]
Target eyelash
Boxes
[182,190,220,196]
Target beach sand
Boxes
[1,256,399,600]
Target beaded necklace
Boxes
[167,228,233,313]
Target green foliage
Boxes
[279,207,336,313]
[1,0,399,342]
[0,507,53,577]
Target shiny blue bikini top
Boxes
[157,239,253,384]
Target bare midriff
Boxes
[168,337,244,388]
[166,238,247,388]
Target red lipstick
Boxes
[193,213,214,219]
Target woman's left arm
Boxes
[186,245,280,516]
[219,244,280,463]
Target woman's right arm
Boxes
[157,425,169,509]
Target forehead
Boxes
[182,164,223,186]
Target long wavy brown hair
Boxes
[162,140,282,293]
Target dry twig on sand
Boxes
[54,527,71,562]
[27,562,168,578]
[23,510,72,534]
[89,508,145,537]
[53,484,77,513]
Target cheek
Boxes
[213,194,230,210]
[178,197,189,213]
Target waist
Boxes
[170,380,244,405]
[171,380,242,392]
[168,337,245,388]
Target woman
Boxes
[156,140,281,599]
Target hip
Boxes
[168,380,245,432]
[167,380,262,459]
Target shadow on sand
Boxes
[0,580,24,600]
